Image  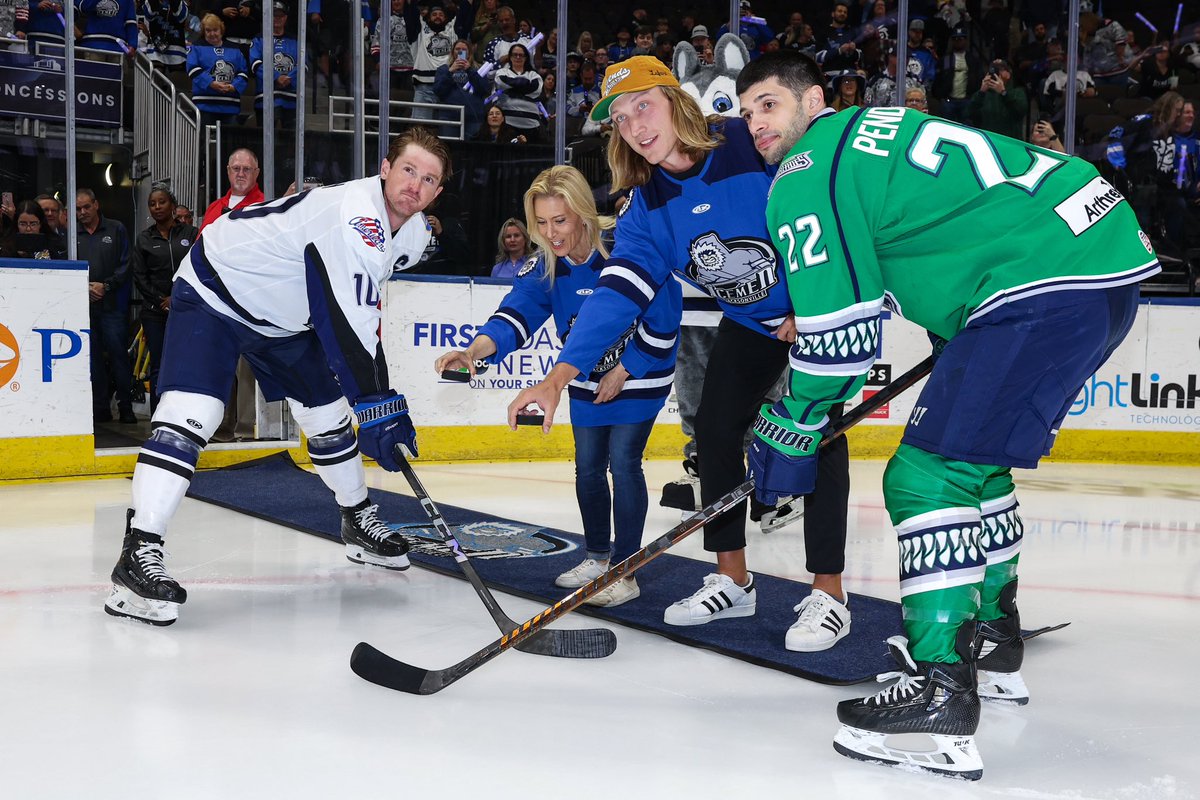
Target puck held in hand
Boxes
[515,413,545,427]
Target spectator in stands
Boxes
[775,12,805,52]
[469,0,499,64]
[77,188,135,425]
[859,0,897,44]
[308,0,373,95]
[474,102,524,142]
[631,25,653,57]
[698,37,715,67]
[490,216,531,278]
[412,202,471,275]
[905,85,929,111]
[0,0,23,42]
[933,25,983,123]
[203,147,263,442]
[483,4,530,68]
[563,49,582,89]
[865,44,921,107]
[816,2,859,74]
[370,0,416,100]
[139,0,192,71]
[250,2,299,129]
[654,33,674,65]
[689,23,708,52]
[907,19,936,87]
[536,26,558,73]
[574,30,592,58]
[493,42,543,141]
[1041,54,1096,117]
[187,13,249,129]
[0,200,67,260]
[404,0,472,121]
[608,24,635,63]
[78,0,137,54]
[24,0,69,51]
[567,59,600,119]
[35,194,64,235]
[1016,21,1049,87]
[719,0,773,60]
[131,185,198,411]
[1137,45,1179,100]
[1031,115,1065,153]
[1087,16,1132,87]
[1121,91,1187,248]
[592,45,609,74]
[539,69,555,116]
[829,69,864,111]
[967,59,1026,140]
[1178,26,1200,73]
[174,204,194,226]
[433,37,488,138]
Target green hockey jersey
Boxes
[757,106,1160,456]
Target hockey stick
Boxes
[352,356,936,694]
[394,450,616,659]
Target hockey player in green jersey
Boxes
[735,52,1160,780]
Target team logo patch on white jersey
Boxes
[349,216,386,251]
[692,203,711,214]
[517,255,539,277]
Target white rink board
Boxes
[0,261,91,439]
[383,276,1199,434]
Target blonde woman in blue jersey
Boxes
[435,166,681,607]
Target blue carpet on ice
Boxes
[186,453,906,684]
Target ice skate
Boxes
[104,509,187,626]
[975,579,1028,705]
[833,633,983,781]
[750,496,804,534]
[659,457,701,512]
[341,500,410,570]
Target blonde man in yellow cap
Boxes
[508,57,854,649]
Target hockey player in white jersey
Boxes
[103,127,450,626]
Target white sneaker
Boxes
[585,576,640,607]
[663,572,756,626]
[785,589,851,652]
[555,557,609,589]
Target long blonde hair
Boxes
[606,85,724,193]
[494,216,532,264]
[522,165,614,285]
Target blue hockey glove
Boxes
[353,392,417,472]
[747,437,818,507]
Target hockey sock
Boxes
[290,397,368,508]
[132,391,225,534]
[978,470,1023,622]
[883,444,1008,663]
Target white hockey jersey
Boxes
[176,176,430,401]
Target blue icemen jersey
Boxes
[557,118,791,375]
[187,43,249,115]
[475,249,681,427]
[251,35,300,110]
[77,0,137,53]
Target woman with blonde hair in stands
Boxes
[434,165,681,607]
[490,217,533,278]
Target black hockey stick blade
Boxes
[394,450,616,659]
[352,359,934,694]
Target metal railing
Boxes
[132,53,201,215]
[328,95,466,141]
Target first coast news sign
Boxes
[385,277,1200,436]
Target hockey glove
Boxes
[747,437,818,507]
[353,392,417,472]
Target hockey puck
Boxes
[515,413,545,427]
[441,369,472,382]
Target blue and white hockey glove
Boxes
[353,392,417,472]
[747,402,821,505]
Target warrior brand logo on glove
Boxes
[349,216,387,252]
[753,417,815,451]
[356,396,409,425]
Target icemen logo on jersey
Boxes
[591,321,638,374]
[349,216,387,252]
[274,51,296,75]
[395,520,577,560]
[95,0,119,17]
[211,59,235,83]
[684,231,779,305]
[517,255,539,278]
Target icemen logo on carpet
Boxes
[395,521,577,560]
[350,216,387,251]
[684,232,778,304]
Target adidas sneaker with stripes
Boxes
[663,572,757,626]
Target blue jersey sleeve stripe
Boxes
[491,308,530,343]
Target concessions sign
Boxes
[0,47,122,127]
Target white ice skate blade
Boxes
[833,724,983,781]
[760,503,804,534]
[345,544,410,571]
[103,585,180,626]
[979,669,1030,705]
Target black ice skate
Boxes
[975,579,1028,705]
[833,630,983,781]
[749,495,804,534]
[104,509,188,626]
[341,500,410,570]
[659,457,701,513]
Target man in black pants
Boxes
[508,58,853,650]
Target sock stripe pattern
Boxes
[136,439,199,480]
[980,491,1023,564]
[308,420,360,467]
[895,506,986,598]
[151,420,207,449]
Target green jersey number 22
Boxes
[777,213,829,272]
[908,119,1065,194]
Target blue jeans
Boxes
[572,419,655,565]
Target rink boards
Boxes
[0,264,1197,480]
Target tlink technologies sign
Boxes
[0,48,122,127]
